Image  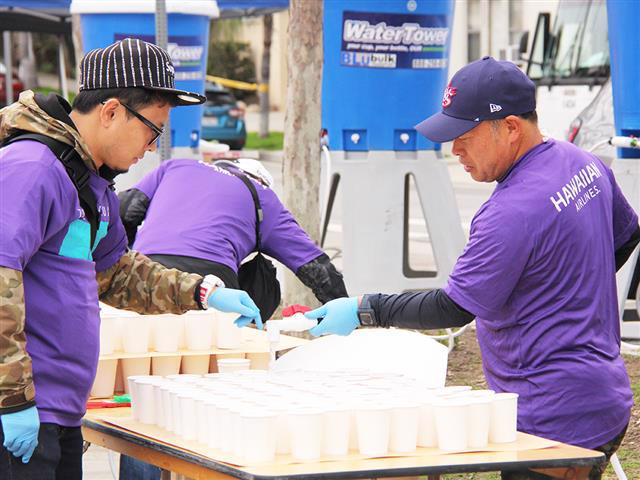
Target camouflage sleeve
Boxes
[96,250,203,314]
[0,267,36,414]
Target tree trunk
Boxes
[71,14,84,85]
[282,0,323,313]
[259,14,273,138]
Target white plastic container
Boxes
[489,392,518,443]
[121,358,151,393]
[287,409,324,462]
[215,311,242,349]
[121,316,150,353]
[417,396,438,447]
[434,398,469,451]
[467,397,492,449]
[240,410,277,464]
[151,314,182,352]
[181,355,210,375]
[90,359,118,398]
[217,357,251,373]
[322,406,351,456]
[184,312,215,350]
[389,402,419,453]
[98,316,119,355]
[151,356,181,376]
[356,405,391,457]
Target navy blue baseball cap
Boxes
[415,56,536,143]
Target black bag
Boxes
[225,168,281,320]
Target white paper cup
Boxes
[204,399,220,448]
[184,312,215,350]
[178,392,198,440]
[181,355,211,375]
[322,407,350,456]
[90,359,118,398]
[121,317,151,353]
[467,397,492,449]
[217,357,251,373]
[153,381,170,427]
[240,410,277,464]
[151,356,181,376]
[98,316,118,355]
[417,397,438,447]
[160,384,177,431]
[126,375,156,420]
[434,399,469,451]
[135,378,162,425]
[389,403,419,453]
[489,392,518,443]
[288,409,324,462]
[356,405,391,457]
[215,311,242,349]
[151,315,183,352]
[121,358,151,393]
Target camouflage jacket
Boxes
[0,91,202,413]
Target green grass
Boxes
[245,131,283,150]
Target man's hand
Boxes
[1,406,39,463]
[207,287,263,329]
[306,297,359,336]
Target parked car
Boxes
[201,81,247,150]
[0,62,24,107]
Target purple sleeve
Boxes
[133,160,170,199]
[0,147,71,270]
[606,167,639,250]
[444,203,532,319]
[259,190,323,272]
[92,190,128,272]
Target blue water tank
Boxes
[71,1,218,148]
[322,0,454,152]
[607,0,640,158]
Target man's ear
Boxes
[99,99,120,127]
[504,115,523,140]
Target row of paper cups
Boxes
[91,355,253,397]
[99,310,243,355]
[127,372,518,464]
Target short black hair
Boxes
[72,87,180,114]
[517,110,538,123]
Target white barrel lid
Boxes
[70,0,219,18]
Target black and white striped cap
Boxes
[79,37,205,106]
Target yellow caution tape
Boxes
[206,75,269,93]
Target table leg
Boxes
[160,469,171,480]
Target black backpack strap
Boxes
[221,166,263,251]
[3,132,100,247]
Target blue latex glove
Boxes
[207,287,263,329]
[306,297,359,337]
[1,406,39,463]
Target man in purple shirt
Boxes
[119,157,348,318]
[0,38,260,479]
[306,57,638,479]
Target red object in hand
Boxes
[282,304,312,317]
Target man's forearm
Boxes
[97,250,203,314]
[0,267,36,413]
[366,289,475,330]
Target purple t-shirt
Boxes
[0,141,127,426]
[132,159,323,272]
[445,139,636,448]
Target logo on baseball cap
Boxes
[79,38,205,106]
[415,56,536,143]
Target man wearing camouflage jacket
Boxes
[0,38,261,479]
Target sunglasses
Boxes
[102,101,164,146]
